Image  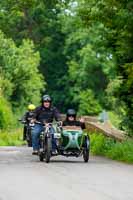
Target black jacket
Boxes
[21,111,34,123]
[62,120,86,130]
[33,106,60,123]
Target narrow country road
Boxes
[0,146,132,200]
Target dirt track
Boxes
[0,146,133,200]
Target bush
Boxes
[0,96,14,130]
[90,133,106,155]
[89,132,133,163]
[0,129,25,146]
[106,140,133,163]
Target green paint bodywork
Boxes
[61,129,84,150]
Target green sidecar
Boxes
[54,125,90,162]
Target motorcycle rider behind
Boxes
[31,95,61,155]
[63,109,86,130]
[21,104,35,141]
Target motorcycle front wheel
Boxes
[45,137,52,163]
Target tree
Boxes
[61,6,116,113]
[76,0,133,134]
[0,30,45,110]
[0,0,69,110]
[78,89,102,115]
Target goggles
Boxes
[68,115,75,118]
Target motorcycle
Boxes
[19,118,34,147]
[38,122,90,163]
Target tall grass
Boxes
[90,132,133,163]
[0,128,25,146]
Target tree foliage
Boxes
[0,30,45,110]
[75,0,133,134]
[0,94,14,129]
[0,0,68,109]
[0,0,132,134]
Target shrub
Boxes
[0,129,25,146]
[90,133,106,155]
[0,96,14,129]
[89,132,133,163]
[106,140,133,163]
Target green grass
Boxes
[89,132,133,164]
[0,128,26,146]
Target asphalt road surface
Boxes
[0,146,133,200]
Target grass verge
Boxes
[0,128,26,146]
[89,132,133,163]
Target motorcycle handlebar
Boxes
[35,121,52,126]
[35,121,62,127]
[18,119,26,124]
[19,118,62,127]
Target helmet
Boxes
[42,94,51,102]
[28,104,35,110]
[67,109,76,117]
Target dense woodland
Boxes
[0,0,132,135]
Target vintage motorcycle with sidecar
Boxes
[38,121,90,163]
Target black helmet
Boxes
[42,95,51,102]
[67,109,76,117]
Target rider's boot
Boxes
[32,150,39,155]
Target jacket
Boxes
[33,105,60,123]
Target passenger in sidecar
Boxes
[60,109,90,162]
[62,109,85,130]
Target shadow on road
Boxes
[31,155,111,165]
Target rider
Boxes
[31,94,61,155]
[63,109,86,129]
[21,104,35,141]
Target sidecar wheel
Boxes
[83,148,89,162]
